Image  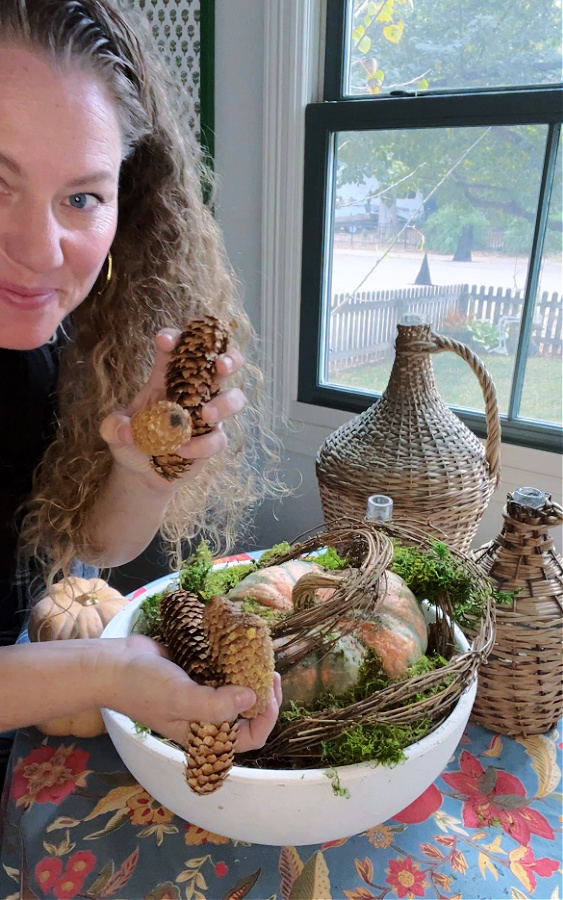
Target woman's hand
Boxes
[109,635,282,753]
[99,329,247,490]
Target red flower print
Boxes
[393,784,442,824]
[52,872,84,900]
[509,845,560,893]
[385,857,428,899]
[35,856,63,893]
[441,751,554,844]
[64,850,96,879]
[215,861,228,878]
[11,745,91,809]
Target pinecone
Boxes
[202,596,275,718]
[160,590,218,684]
[159,586,274,795]
[131,401,192,456]
[151,316,233,479]
[185,720,239,794]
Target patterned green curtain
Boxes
[127,0,214,154]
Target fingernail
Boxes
[204,406,219,425]
[221,354,234,372]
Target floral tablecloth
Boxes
[0,717,560,900]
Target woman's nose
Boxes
[4,200,65,274]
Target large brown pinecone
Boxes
[185,720,239,794]
[152,315,232,480]
[160,590,218,684]
[160,588,275,795]
[202,596,275,719]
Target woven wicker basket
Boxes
[469,492,563,736]
[249,519,496,767]
[316,322,501,552]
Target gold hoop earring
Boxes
[106,251,113,284]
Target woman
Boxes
[0,0,281,767]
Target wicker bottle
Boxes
[470,488,563,736]
[316,321,501,551]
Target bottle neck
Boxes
[384,323,438,399]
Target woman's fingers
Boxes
[129,329,181,415]
[214,348,244,381]
[236,674,283,753]
[200,387,246,426]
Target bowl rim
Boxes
[101,567,475,782]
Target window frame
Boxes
[297,0,563,453]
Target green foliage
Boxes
[257,542,292,567]
[241,598,285,626]
[179,541,213,594]
[324,767,351,798]
[390,539,512,628]
[466,319,501,353]
[132,588,170,638]
[321,718,432,768]
[305,546,349,570]
[200,563,256,601]
[423,204,489,255]
[391,539,483,627]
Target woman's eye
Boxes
[67,192,100,210]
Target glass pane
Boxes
[346,0,563,96]
[324,124,550,417]
[520,140,563,427]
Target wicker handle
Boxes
[431,332,501,487]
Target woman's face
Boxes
[0,46,123,350]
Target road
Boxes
[331,248,562,297]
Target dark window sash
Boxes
[298,87,563,454]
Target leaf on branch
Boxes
[383,21,404,42]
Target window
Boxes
[298,0,563,452]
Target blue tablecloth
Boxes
[0,716,560,899]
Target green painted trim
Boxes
[199,0,215,164]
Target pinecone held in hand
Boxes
[159,587,275,794]
[152,315,233,480]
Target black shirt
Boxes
[0,344,59,645]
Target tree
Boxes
[338,0,562,260]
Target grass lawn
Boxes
[333,353,562,425]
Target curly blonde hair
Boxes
[2,0,283,582]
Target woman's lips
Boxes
[0,281,59,310]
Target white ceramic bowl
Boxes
[101,575,476,846]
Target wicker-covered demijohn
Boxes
[316,321,501,552]
[469,490,563,736]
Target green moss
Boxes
[257,541,292,567]
[320,718,433,768]
[133,721,151,736]
[132,588,170,638]
[200,563,256,600]
[241,597,285,625]
[179,540,214,594]
[390,538,510,628]
[324,767,351,798]
[305,547,349,570]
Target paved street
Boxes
[331,248,562,297]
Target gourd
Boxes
[228,559,323,610]
[357,572,428,679]
[28,577,130,641]
[28,577,130,737]
[278,634,366,711]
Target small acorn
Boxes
[131,400,192,456]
